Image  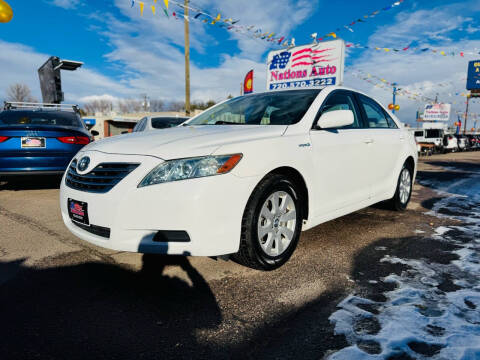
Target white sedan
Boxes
[60,86,417,270]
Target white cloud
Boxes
[0,41,135,104]
[0,0,318,104]
[87,0,318,101]
[3,0,480,131]
[78,94,120,103]
[344,3,480,127]
[49,0,82,10]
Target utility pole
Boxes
[463,93,470,135]
[184,0,191,116]
[141,93,149,112]
[392,83,397,114]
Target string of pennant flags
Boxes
[353,69,471,99]
[350,70,475,105]
[350,71,436,103]
[131,0,480,62]
[345,42,480,58]
[130,0,405,47]
[349,71,479,120]
[351,70,438,102]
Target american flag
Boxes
[291,47,335,68]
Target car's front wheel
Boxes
[387,163,413,211]
[233,174,302,270]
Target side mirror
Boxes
[316,109,354,129]
[91,130,99,136]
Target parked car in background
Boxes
[423,128,444,153]
[133,116,190,132]
[455,134,468,151]
[467,134,480,150]
[0,102,97,176]
[443,134,458,153]
[60,87,417,270]
[413,129,425,143]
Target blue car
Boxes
[0,103,95,175]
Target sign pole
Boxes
[184,0,191,116]
[463,94,470,135]
[392,83,397,114]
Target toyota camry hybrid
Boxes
[60,86,417,270]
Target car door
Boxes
[309,90,374,215]
[355,93,403,199]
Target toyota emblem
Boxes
[77,156,90,172]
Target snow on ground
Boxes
[328,169,480,359]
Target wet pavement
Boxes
[0,151,479,359]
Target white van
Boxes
[423,128,444,152]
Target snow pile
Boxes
[328,173,480,359]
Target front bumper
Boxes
[60,152,261,256]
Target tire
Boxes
[386,163,413,211]
[232,173,302,270]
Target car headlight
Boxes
[138,154,243,187]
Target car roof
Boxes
[146,115,189,119]
[0,109,77,116]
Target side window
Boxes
[133,118,146,132]
[358,95,389,129]
[383,109,398,129]
[319,91,361,129]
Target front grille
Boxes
[72,221,111,238]
[65,160,139,193]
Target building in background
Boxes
[83,111,200,139]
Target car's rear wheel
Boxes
[387,164,412,211]
[233,174,302,270]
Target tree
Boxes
[166,101,185,112]
[6,83,37,103]
[190,100,216,111]
[83,99,113,115]
[117,99,142,114]
[150,99,164,112]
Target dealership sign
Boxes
[423,103,451,122]
[266,40,345,91]
[466,60,480,90]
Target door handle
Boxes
[364,139,374,144]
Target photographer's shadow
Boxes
[0,254,221,359]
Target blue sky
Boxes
[1,0,479,125]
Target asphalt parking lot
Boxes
[1,151,479,359]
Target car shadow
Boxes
[0,174,63,191]
[0,254,222,360]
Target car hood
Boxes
[84,125,287,159]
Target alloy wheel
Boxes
[257,191,297,257]
[399,168,412,204]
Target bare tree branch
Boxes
[6,83,37,103]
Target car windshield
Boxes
[0,111,81,127]
[187,89,321,126]
[151,117,188,129]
